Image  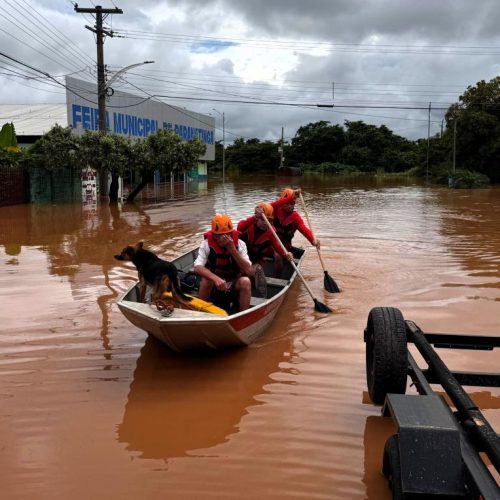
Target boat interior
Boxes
[122,247,305,313]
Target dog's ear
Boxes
[137,241,144,250]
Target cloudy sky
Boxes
[1,0,500,143]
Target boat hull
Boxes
[116,247,305,352]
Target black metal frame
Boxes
[396,319,500,498]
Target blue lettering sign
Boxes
[169,123,214,145]
[82,106,91,129]
[72,104,82,128]
[113,112,121,134]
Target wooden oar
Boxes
[262,215,332,313]
[298,193,340,293]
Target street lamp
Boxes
[105,60,155,96]
[212,108,225,185]
[99,60,154,198]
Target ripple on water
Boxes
[1,182,500,499]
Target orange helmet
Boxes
[257,202,274,219]
[280,188,296,203]
[211,213,233,234]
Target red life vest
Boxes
[273,209,296,249]
[204,230,241,280]
[239,224,273,264]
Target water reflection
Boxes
[1,176,499,499]
[117,333,295,460]
[0,193,218,353]
[437,189,500,287]
[362,415,395,499]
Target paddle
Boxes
[298,193,340,293]
[261,215,332,313]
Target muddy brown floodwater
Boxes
[1,176,499,499]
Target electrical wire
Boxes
[112,28,500,56]
[17,0,96,69]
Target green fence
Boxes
[28,167,81,203]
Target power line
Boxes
[109,65,470,90]
[17,0,96,69]
[0,25,79,74]
[0,51,152,109]
[119,71,461,103]
[112,28,500,56]
[1,1,96,76]
[149,93,450,110]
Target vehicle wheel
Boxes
[383,434,404,499]
[365,307,407,405]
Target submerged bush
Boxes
[448,169,490,188]
[300,161,361,174]
[432,164,490,187]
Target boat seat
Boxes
[183,269,288,292]
[265,277,289,288]
[250,296,268,307]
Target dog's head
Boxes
[114,241,144,261]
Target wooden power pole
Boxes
[426,102,431,182]
[74,4,123,132]
[75,4,123,199]
[279,127,284,168]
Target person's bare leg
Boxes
[198,277,213,301]
[235,276,251,311]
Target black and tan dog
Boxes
[114,242,192,306]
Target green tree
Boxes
[443,77,500,182]
[341,121,416,172]
[0,147,22,168]
[126,129,206,202]
[459,76,500,118]
[225,138,279,172]
[77,131,133,202]
[289,121,345,165]
[27,125,79,170]
[0,122,20,153]
[339,144,372,169]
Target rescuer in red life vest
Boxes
[237,202,293,293]
[271,188,320,250]
[194,213,252,312]
[237,202,292,265]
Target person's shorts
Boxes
[210,280,238,312]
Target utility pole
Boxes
[222,111,225,187]
[426,102,431,182]
[74,4,123,132]
[212,109,225,186]
[279,126,284,169]
[453,118,457,174]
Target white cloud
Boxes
[2,0,500,142]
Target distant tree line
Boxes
[213,76,500,185]
[2,77,500,196]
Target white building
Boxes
[0,77,215,179]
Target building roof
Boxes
[0,104,67,136]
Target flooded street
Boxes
[1,175,499,499]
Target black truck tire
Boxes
[383,434,404,499]
[365,306,408,405]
